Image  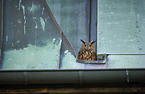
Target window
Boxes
[0,0,145,70]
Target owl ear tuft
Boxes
[91,40,96,44]
[81,39,86,44]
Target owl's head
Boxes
[80,40,96,51]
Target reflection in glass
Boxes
[1,0,83,69]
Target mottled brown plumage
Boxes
[78,40,97,61]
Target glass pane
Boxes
[46,0,89,54]
[1,0,62,69]
[0,0,87,70]
[98,0,145,54]
[0,0,77,69]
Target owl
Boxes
[77,40,97,61]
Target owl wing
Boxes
[91,52,97,60]
[78,51,83,60]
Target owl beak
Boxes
[87,47,89,50]
[86,47,90,51]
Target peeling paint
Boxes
[52,38,56,44]
[12,43,14,47]
[64,50,68,54]
[40,17,45,31]
[35,23,38,29]
[17,19,22,24]
[6,35,8,42]
[42,7,45,15]
[29,2,39,13]
[16,40,20,43]
[21,5,26,34]
[45,18,47,23]
[19,0,22,10]
[33,17,38,29]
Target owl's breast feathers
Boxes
[78,50,97,61]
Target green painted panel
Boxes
[107,55,145,68]
[98,0,145,54]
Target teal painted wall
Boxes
[98,0,145,54]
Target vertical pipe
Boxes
[96,0,99,56]
[0,0,3,68]
[90,0,97,52]
[0,0,3,47]
[88,0,92,42]
[86,0,91,42]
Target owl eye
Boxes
[89,45,91,47]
